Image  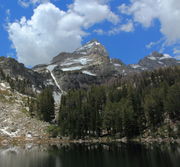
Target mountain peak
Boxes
[74,39,108,57]
[145,52,173,61]
[87,39,101,45]
[137,51,178,70]
[75,39,101,52]
[151,51,162,57]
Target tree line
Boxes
[28,88,55,122]
[3,65,179,139]
[58,66,180,139]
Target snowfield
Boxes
[160,54,172,60]
[148,56,157,60]
[61,57,93,66]
[82,71,96,76]
[61,66,84,71]
[46,64,63,104]
[130,64,141,69]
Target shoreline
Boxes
[1,136,180,146]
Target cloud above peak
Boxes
[8,1,119,66]
[71,0,119,26]
[119,0,180,44]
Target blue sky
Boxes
[0,0,180,66]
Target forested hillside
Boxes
[58,66,180,139]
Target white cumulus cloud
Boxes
[8,1,119,66]
[119,0,180,44]
[119,21,134,32]
[94,21,134,35]
[93,29,105,35]
[71,0,119,26]
[108,20,134,35]
[18,0,49,7]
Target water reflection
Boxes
[0,143,180,167]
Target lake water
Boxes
[0,143,180,167]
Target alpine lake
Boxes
[0,142,180,167]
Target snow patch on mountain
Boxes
[46,64,57,72]
[148,56,157,60]
[130,64,141,69]
[82,71,96,76]
[74,57,92,65]
[75,40,101,53]
[114,64,122,67]
[61,57,93,66]
[46,64,64,104]
[147,53,172,61]
[160,54,172,60]
[61,66,84,71]
[46,65,61,90]
[158,61,164,65]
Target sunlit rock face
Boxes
[138,52,179,70]
[33,39,119,92]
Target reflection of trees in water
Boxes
[0,143,180,167]
[49,143,180,167]
[0,145,61,167]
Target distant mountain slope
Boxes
[0,57,46,95]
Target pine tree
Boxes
[165,82,180,120]
[143,88,164,129]
[37,88,55,122]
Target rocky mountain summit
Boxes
[52,39,109,64]
[131,51,179,71]
[33,40,118,100]
[34,40,113,78]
